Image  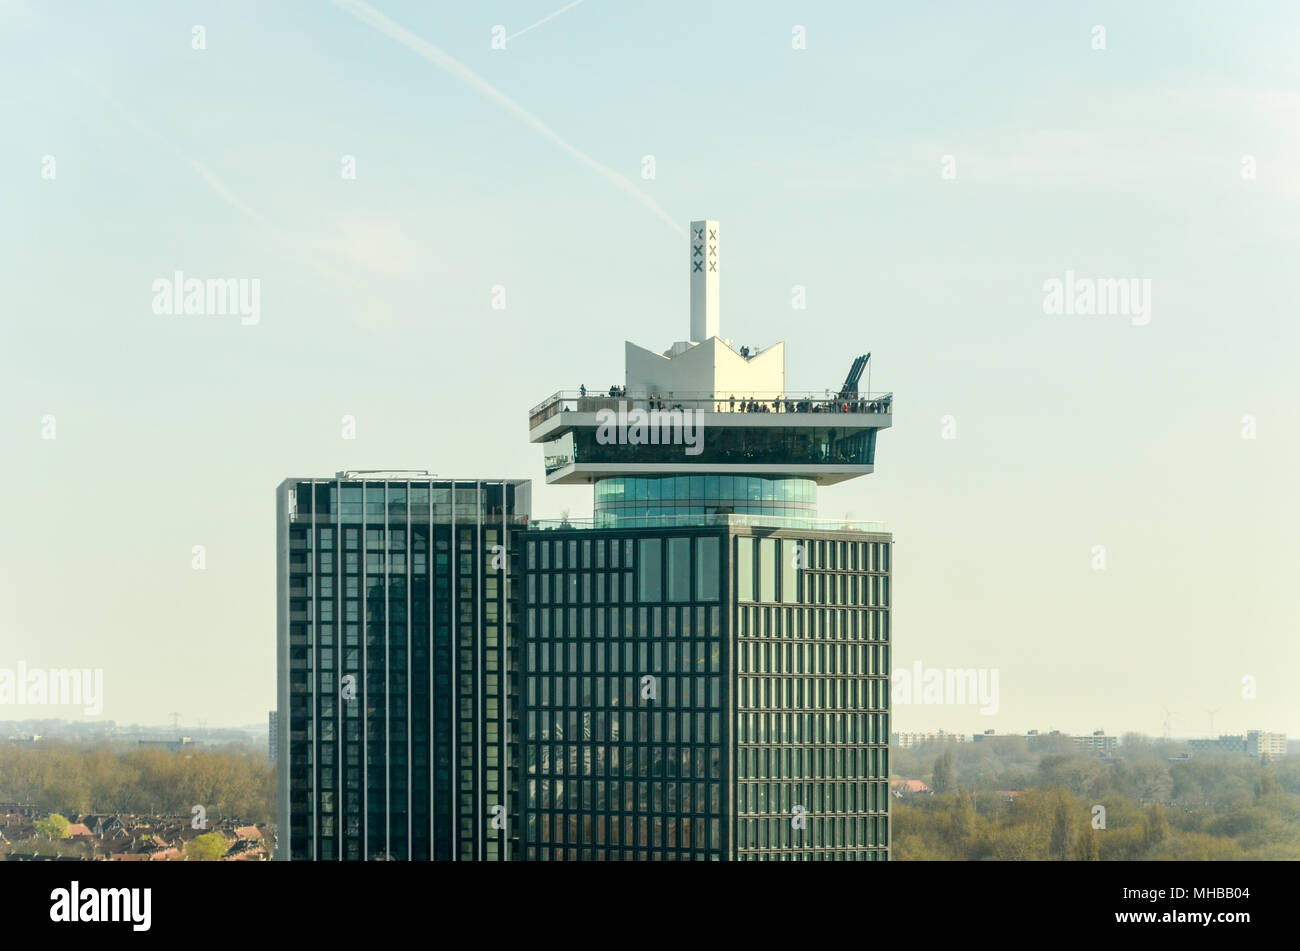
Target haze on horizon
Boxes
[1,1,1296,738]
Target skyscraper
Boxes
[276,474,530,860]
[520,220,894,860]
[277,219,894,861]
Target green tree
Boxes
[1074,828,1100,861]
[1049,795,1075,860]
[1142,804,1170,851]
[1037,755,1105,797]
[932,749,956,794]
[949,789,977,854]
[34,813,71,840]
[185,831,230,861]
[1256,771,1282,799]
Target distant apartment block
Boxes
[973,729,1071,751]
[1248,730,1288,761]
[1071,731,1118,755]
[891,731,966,748]
[971,729,1119,755]
[1189,730,1287,761]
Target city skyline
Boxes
[2,0,1297,743]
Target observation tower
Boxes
[527,220,893,529]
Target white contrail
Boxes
[331,0,683,236]
[506,0,586,41]
[87,79,361,287]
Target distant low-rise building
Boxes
[1247,730,1287,761]
[1188,730,1287,761]
[892,730,966,748]
[1072,730,1118,755]
[136,737,193,753]
[1025,730,1072,752]
[890,779,932,797]
[971,729,1118,755]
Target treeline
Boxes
[894,739,1300,860]
[894,784,1300,860]
[0,742,275,825]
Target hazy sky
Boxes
[1,1,1296,738]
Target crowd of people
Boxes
[721,395,890,415]
[572,386,892,416]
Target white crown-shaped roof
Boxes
[624,337,785,398]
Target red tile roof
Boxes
[891,779,931,793]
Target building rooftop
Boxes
[529,220,891,490]
[528,513,888,533]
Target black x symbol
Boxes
[708,229,717,241]
[708,261,716,271]
[693,261,703,272]
[693,228,704,239]
[693,244,703,257]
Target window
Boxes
[759,538,776,602]
[781,539,799,604]
[340,485,362,517]
[667,537,690,602]
[696,537,720,602]
[638,539,661,601]
[736,538,753,602]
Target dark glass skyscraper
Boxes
[519,220,894,859]
[276,474,530,861]
[517,524,890,860]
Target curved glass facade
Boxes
[541,426,876,476]
[594,475,817,528]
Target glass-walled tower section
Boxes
[593,475,816,528]
[732,532,892,860]
[277,474,530,861]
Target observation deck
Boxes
[528,389,893,485]
[527,217,892,528]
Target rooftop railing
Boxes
[289,509,531,525]
[529,390,894,430]
[528,513,888,533]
